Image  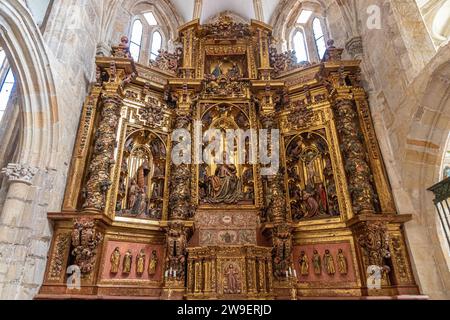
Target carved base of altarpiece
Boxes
[185,246,274,300]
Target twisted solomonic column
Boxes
[333,99,377,214]
[83,94,122,211]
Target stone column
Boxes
[332,98,377,215]
[82,94,122,211]
[0,164,38,226]
[0,164,40,299]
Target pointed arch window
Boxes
[313,18,326,59]
[130,20,143,62]
[150,31,162,61]
[293,31,308,62]
[0,50,15,121]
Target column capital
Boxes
[1,163,39,185]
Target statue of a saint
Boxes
[148,250,158,276]
[444,166,450,179]
[110,247,121,274]
[337,249,348,275]
[323,250,336,275]
[205,161,243,204]
[299,251,309,276]
[136,249,146,276]
[224,264,240,294]
[212,62,223,78]
[227,62,241,79]
[123,250,133,274]
[312,250,321,275]
[127,179,137,210]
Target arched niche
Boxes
[285,131,340,222]
[199,103,255,205]
[116,129,167,220]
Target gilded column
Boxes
[187,257,195,294]
[266,257,274,293]
[82,94,122,211]
[194,259,202,294]
[353,88,396,214]
[246,249,257,295]
[63,87,102,210]
[258,257,267,294]
[169,112,194,220]
[332,96,377,215]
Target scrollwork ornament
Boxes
[272,223,293,280]
[71,218,103,275]
[357,221,391,269]
[49,233,71,280]
[150,48,183,75]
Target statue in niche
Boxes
[312,250,322,275]
[148,250,158,276]
[150,139,166,159]
[199,164,209,199]
[337,249,348,275]
[129,161,151,216]
[299,251,309,276]
[127,179,138,211]
[444,166,450,179]
[116,159,128,211]
[204,154,244,204]
[287,133,340,221]
[110,247,121,274]
[323,158,339,216]
[136,249,146,276]
[227,62,241,79]
[224,264,241,294]
[212,62,224,78]
[123,250,133,274]
[242,168,255,200]
[323,250,336,275]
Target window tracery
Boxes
[0,49,15,121]
[128,10,166,65]
[288,8,329,62]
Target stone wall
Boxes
[0,0,104,299]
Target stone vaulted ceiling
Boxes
[169,0,282,24]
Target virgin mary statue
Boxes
[205,161,243,204]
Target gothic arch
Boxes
[0,0,59,168]
[396,44,450,298]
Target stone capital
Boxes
[345,36,364,59]
[1,163,39,185]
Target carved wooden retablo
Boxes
[38,15,420,300]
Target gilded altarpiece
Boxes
[38,15,420,300]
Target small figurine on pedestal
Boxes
[110,247,121,274]
[148,250,158,276]
[313,250,322,275]
[337,249,348,275]
[123,250,133,274]
[299,251,309,276]
[136,249,146,276]
[323,250,336,275]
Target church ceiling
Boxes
[170,0,282,24]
